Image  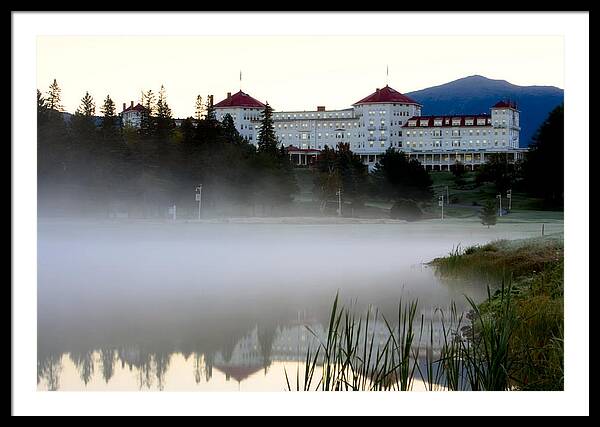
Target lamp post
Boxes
[496,193,502,217]
[196,185,203,220]
[336,187,342,217]
[506,189,512,211]
[439,195,444,220]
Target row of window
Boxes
[274,111,352,119]
[408,118,492,127]
[275,122,359,129]
[404,140,510,148]
[405,129,506,137]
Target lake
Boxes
[37,218,562,391]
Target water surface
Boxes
[37,219,560,391]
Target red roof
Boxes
[353,85,420,106]
[213,90,266,109]
[492,100,518,109]
[122,103,147,113]
[402,114,492,128]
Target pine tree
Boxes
[522,105,564,207]
[100,94,118,138]
[156,85,174,137]
[480,199,497,228]
[75,91,95,116]
[37,89,48,125]
[195,95,204,121]
[72,91,97,139]
[205,95,216,123]
[142,89,156,115]
[140,89,156,136]
[46,79,63,119]
[222,113,242,143]
[257,103,278,156]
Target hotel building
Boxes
[207,85,526,170]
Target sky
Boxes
[37,35,564,118]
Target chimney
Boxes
[123,102,126,111]
[208,95,214,107]
[376,88,380,92]
[131,101,134,108]
[227,92,231,98]
[317,106,325,112]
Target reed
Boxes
[286,285,523,391]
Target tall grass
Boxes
[286,284,520,391]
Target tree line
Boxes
[37,79,563,219]
[37,79,298,218]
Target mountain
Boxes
[406,75,564,147]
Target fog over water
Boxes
[37,219,552,390]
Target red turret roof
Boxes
[353,85,420,106]
[213,90,266,109]
[492,100,518,109]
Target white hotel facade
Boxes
[211,85,526,170]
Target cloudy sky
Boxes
[37,35,564,118]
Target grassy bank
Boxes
[430,236,564,390]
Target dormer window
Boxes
[477,118,486,125]
[420,120,428,127]
[465,118,474,126]
[452,118,461,126]
[408,120,417,127]
[434,118,443,126]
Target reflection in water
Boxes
[38,220,537,391]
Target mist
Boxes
[38,217,545,390]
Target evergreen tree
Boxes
[140,89,156,136]
[195,95,204,121]
[142,89,156,115]
[205,95,216,123]
[522,105,564,207]
[76,91,95,116]
[72,91,97,139]
[222,114,243,143]
[156,85,175,137]
[37,89,49,125]
[100,94,118,138]
[46,79,63,113]
[257,103,278,156]
[37,84,71,189]
[480,199,497,228]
